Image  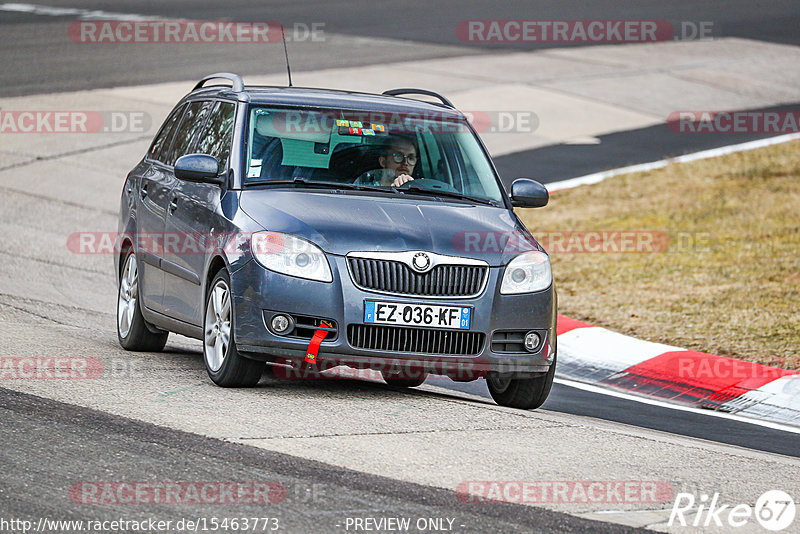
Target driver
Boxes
[355,137,417,187]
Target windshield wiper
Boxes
[399,185,498,206]
[247,177,387,192]
[246,178,496,205]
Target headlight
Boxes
[500,251,551,294]
[251,232,332,282]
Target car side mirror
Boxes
[174,154,223,185]
[510,178,549,208]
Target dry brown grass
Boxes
[517,141,800,370]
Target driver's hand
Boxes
[391,174,414,187]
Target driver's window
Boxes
[454,138,488,197]
[166,101,212,167]
[148,104,184,163]
[196,101,235,173]
[419,131,452,185]
[417,132,434,178]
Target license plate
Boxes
[364,301,471,330]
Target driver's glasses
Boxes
[390,152,417,165]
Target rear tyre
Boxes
[204,270,264,387]
[486,355,556,410]
[381,370,426,388]
[117,250,168,352]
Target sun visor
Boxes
[255,112,331,143]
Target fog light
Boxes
[271,314,291,334]
[524,331,541,352]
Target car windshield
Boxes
[244,106,505,204]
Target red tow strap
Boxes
[304,321,331,365]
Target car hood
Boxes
[239,189,541,266]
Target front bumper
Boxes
[231,255,556,378]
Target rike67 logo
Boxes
[669,490,796,531]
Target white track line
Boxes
[554,377,800,435]
[546,132,800,192]
[0,3,159,20]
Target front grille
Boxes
[347,258,487,297]
[348,324,485,355]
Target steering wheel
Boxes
[399,178,460,193]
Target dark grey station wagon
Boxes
[116,73,557,409]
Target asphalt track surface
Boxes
[1,387,641,533]
[3,1,799,182]
[493,102,800,185]
[1,1,800,531]
[2,0,800,96]
[442,379,800,459]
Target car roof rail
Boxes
[382,88,455,108]
[193,73,245,93]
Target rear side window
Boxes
[165,100,212,167]
[148,104,184,163]
[196,101,235,173]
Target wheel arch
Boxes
[116,235,134,282]
[204,255,229,298]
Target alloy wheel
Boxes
[204,280,232,372]
[117,254,138,338]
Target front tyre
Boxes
[204,270,264,387]
[117,251,168,351]
[486,355,556,410]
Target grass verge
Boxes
[517,141,800,370]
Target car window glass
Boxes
[165,101,212,167]
[419,130,452,184]
[451,137,484,196]
[156,106,186,163]
[453,132,499,199]
[148,104,184,163]
[246,107,504,203]
[196,101,235,173]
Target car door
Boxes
[163,100,237,325]
[150,99,213,324]
[135,103,184,313]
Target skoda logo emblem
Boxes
[411,252,431,272]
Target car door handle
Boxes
[168,197,178,214]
